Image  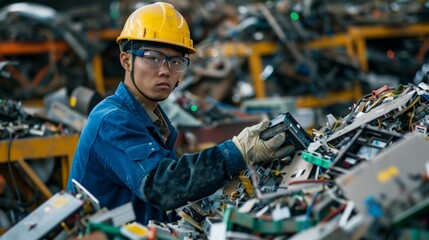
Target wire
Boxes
[403,96,421,113]
[320,203,347,223]
[365,92,395,113]
[312,129,324,136]
[409,105,416,131]
[393,96,420,119]
[348,93,372,115]
[304,191,319,229]
[332,119,341,131]
[377,119,382,128]
[326,186,347,204]
[229,191,238,202]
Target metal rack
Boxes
[0,134,79,200]
[3,23,429,106]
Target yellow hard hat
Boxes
[116,2,196,54]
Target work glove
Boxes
[232,120,295,165]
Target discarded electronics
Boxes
[170,83,429,239]
[2,179,141,240]
[3,83,429,239]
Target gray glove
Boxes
[232,120,295,165]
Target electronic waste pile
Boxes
[3,83,429,240]
[164,82,429,240]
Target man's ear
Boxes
[120,52,131,72]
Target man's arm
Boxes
[140,140,244,210]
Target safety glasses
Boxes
[128,49,190,72]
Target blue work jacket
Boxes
[66,82,245,224]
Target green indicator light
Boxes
[290,12,299,21]
[110,10,120,20]
[191,105,198,112]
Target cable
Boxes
[320,203,347,223]
[348,93,371,115]
[403,96,420,114]
[409,105,416,131]
[392,96,420,119]
[326,186,347,204]
[365,92,395,113]
[304,191,319,229]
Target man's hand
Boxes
[232,120,295,165]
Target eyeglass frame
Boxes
[128,49,190,72]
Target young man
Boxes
[66,2,293,224]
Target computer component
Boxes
[89,202,135,227]
[260,112,313,151]
[279,152,314,187]
[177,199,214,232]
[72,178,101,212]
[327,89,416,143]
[336,134,429,226]
[288,211,369,240]
[328,124,403,178]
[120,222,150,240]
[2,192,84,240]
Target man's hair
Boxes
[120,40,188,56]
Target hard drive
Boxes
[260,112,313,150]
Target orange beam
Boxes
[348,23,429,72]
[306,33,354,57]
[348,23,429,39]
[222,41,277,57]
[296,83,362,108]
[0,41,69,55]
[222,42,278,98]
[0,134,79,190]
[87,28,121,41]
[92,54,106,96]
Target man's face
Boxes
[125,47,185,107]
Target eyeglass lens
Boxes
[132,50,189,72]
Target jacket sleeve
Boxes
[140,140,245,210]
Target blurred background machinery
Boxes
[2,0,429,238]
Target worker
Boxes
[66,2,294,225]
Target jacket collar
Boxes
[115,82,178,148]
